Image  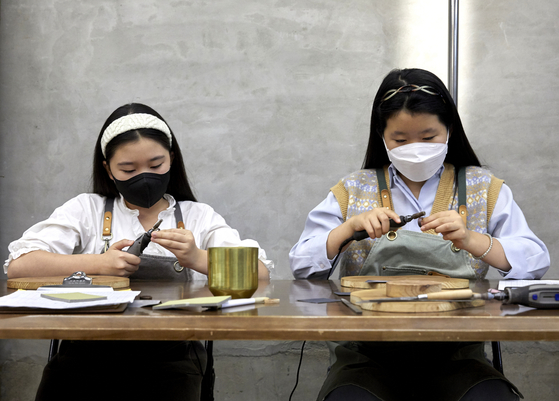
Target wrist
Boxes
[472,233,493,260]
[180,248,208,273]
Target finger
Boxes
[359,219,377,239]
[110,239,135,251]
[421,216,457,231]
[434,222,464,236]
[384,209,402,224]
[377,213,392,235]
[156,228,192,236]
[369,216,388,238]
[151,230,191,243]
[123,262,140,273]
[122,253,141,265]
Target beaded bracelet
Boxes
[472,233,493,260]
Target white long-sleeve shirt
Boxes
[290,165,549,280]
[5,193,273,280]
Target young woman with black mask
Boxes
[5,103,272,400]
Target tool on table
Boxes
[357,289,492,303]
[340,298,363,314]
[493,284,559,309]
[218,297,280,309]
[327,212,426,279]
[127,219,163,256]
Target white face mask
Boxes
[384,132,449,182]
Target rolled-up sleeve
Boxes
[489,184,550,279]
[4,194,100,273]
[289,193,343,279]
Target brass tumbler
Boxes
[208,247,259,299]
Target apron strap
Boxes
[102,198,115,253]
[174,204,185,229]
[376,166,393,210]
[102,198,186,252]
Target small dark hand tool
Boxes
[126,219,163,256]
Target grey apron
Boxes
[102,197,194,280]
[36,198,206,401]
[318,170,521,401]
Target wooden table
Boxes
[0,279,558,342]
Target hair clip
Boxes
[381,84,443,103]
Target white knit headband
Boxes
[100,113,172,157]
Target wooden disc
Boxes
[385,280,442,297]
[350,288,484,313]
[341,275,469,290]
[7,275,130,290]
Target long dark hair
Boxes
[362,68,481,170]
[92,103,197,202]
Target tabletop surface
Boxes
[1,279,558,342]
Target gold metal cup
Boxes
[208,247,259,299]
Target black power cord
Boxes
[288,341,307,401]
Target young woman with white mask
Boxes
[290,69,549,401]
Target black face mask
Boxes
[113,170,171,208]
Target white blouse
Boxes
[4,193,273,280]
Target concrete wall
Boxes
[0,0,558,399]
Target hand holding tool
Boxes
[352,211,426,241]
[327,212,426,279]
[126,219,163,256]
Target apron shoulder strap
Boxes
[174,203,185,229]
[102,197,115,253]
[376,166,393,210]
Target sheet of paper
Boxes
[498,280,559,290]
[0,290,140,309]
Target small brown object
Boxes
[7,275,130,290]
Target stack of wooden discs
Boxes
[341,275,484,313]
